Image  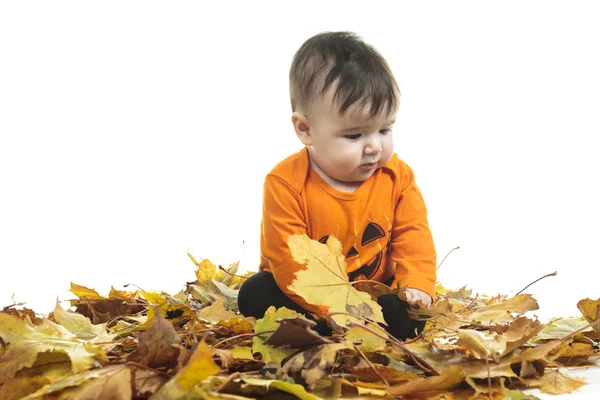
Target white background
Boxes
[1,1,599,398]
[1,1,599,323]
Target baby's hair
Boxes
[289,31,399,119]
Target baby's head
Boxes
[289,31,400,186]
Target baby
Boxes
[238,31,436,340]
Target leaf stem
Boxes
[437,246,460,271]
[212,330,276,349]
[218,265,249,280]
[515,271,557,296]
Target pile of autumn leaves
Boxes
[0,234,599,400]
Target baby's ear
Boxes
[291,112,312,146]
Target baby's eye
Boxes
[379,128,392,135]
[344,133,362,140]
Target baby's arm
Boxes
[259,175,329,316]
[389,162,437,304]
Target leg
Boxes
[377,293,426,341]
[237,271,332,335]
[238,271,307,318]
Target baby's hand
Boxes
[403,288,433,307]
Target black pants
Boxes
[238,271,425,341]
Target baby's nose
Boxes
[365,137,382,154]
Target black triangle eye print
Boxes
[361,222,385,246]
[318,235,329,244]
[346,246,359,257]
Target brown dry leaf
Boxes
[282,343,351,390]
[287,234,385,327]
[69,283,145,324]
[1,306,43,325]
[388,365,466,396]
[199,297,238,324]
[577,298,600,336]
[252,306,300,364]
[263,316,332,348]
[131,367,170,399]
[127,306,181,369]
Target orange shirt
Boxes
[259,147,436,316]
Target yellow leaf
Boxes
[389,365,466,396]
[344,323,387,352]
[535,370,587,395]
[194,258,218,284]
[287,234,385,327]
[52,301,107,341]
[21,365,130,400]
[151,340,220,399]
[69,282,104,300]
[229,345,253,360]
[577,298,600,336]
[0,313,105,379]
[457,329,507,361]
[217,318,254,335]
[466,294,539,325]
[199,298,238,324]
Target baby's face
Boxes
[306,89,396,185]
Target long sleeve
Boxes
[259,174,329,316]
[389,164,437,301]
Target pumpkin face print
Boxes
[318,221,389,282]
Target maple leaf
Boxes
[0,313,107,379]
[252,306,299,364]
[198,297,238,324]
[287,234,385,328]
[525,369,587,395]
[185,256,240,310]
